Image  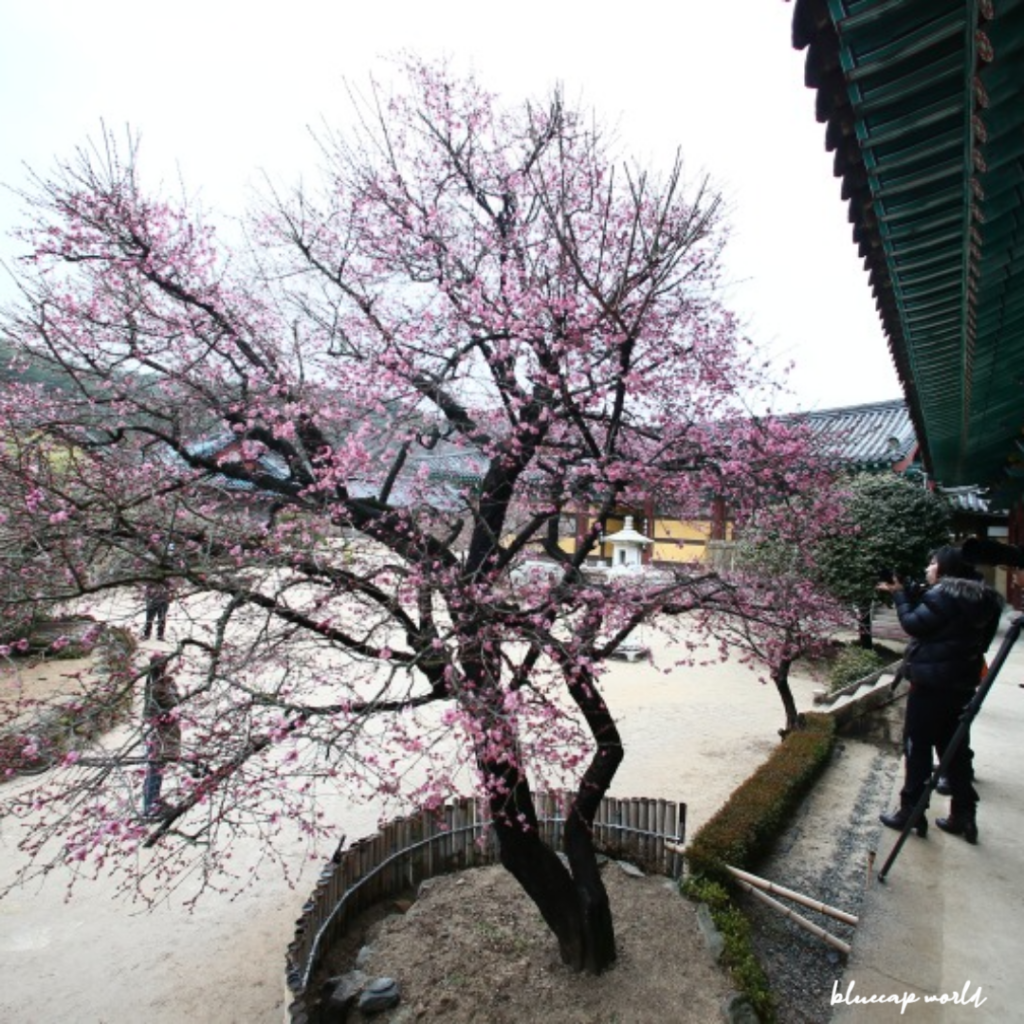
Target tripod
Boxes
[877,613,1023,882]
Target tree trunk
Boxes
[556,658,625,972]
[491,782,616,973]
[476,655,623,974]
[564,801,617,971]
[771,659,803,735]
[857,602,873,649]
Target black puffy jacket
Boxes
[894,577,1002,694]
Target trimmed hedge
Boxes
[682,713,837,1022]
[684,712,836,883]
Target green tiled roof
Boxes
[791,0,1024,495]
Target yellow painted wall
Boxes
[556,514,725,564]
[652,519,712,563]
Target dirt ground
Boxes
[323,860,734,1024]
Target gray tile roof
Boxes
[152,435,291,494]
[406,440,490,485]
[786,398,917,470]
[185,436,290,492]
[937,486,999,517]
[412,401,921,482]
[787,402,1003,515]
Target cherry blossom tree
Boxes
[0,61,825,972]
[695,483,856,734]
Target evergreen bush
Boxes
[828,646,891,692]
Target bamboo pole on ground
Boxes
[732,878,852,956]
[725,865,858,926]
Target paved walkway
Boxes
[832,611,1024,1022]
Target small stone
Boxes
[358,976,401,1014]
[321,970,366,1023]
[696,903,725,963]
[616,859,644,878]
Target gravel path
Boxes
[741,738,901,1023]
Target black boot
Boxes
[880,805,928,837]
[935,815,978,843]
[936,795,978,844]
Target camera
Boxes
[876,567,897,585]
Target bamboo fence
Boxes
[284,792,685,1023]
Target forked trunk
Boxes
[491,783,616,973]
[468,633,624,974]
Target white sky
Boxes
[0,0,901,413]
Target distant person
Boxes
[877,546,1001,844]
[142,654,181,819]
[142,581,171,641]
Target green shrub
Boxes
[681,713,837,1023]
[682,876,776,1021]
[828,646,891,692]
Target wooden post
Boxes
[733,878,852,956]
[726,865,858,926]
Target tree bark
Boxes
[489,775,617,974]
[857,602,874,649]
[476,655,622,973]
[462,449,623,972]
[771,659,803,735]
[558,660,624,972]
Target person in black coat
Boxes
[143,581,171,641]
[876,545,1002,843]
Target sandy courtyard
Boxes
[0,619,826,1024]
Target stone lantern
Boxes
[602,515,652,573]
